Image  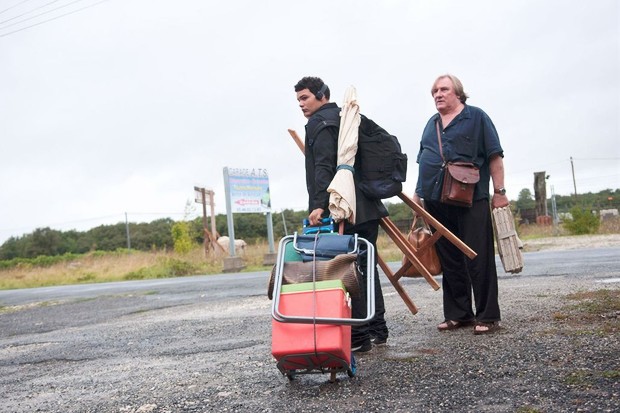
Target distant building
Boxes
[600,209,619,220]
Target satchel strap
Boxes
[435,120,445,163]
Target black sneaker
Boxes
[370,336,387,345]
[351,340,372,353]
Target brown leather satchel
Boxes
[441,162,480,207]
[435,122,480,207]
[402,216,442,277]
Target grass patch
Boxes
[516,407,543,413]
[552,312,570,321]
[564,369,620,388]
[0,222,616,290]
[553,289,620,336]
[0,233,409,290]
[124,258,201,280]
[0,243,274,290]
[518,217,619,240]
[565,370,591,386]
[601,370,620,379]
[565,289,620,316]
[77,272,97,283]
[518,223,565,240]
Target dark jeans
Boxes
[345,219,388,344]
[425,199,501,323]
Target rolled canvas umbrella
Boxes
[327,85,360,224]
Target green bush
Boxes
[563,207,600,235]
[163,258,200,277]
[123,258,201,280]
[171,222,194,254]
[0,253,82,270]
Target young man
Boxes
[294,76,389,351]
[413,74,509,335]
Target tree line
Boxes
[0,210,312,260]
[1,189,616,260]
[514,188,619,214]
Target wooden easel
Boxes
[288,129,477,314]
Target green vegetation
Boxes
[2,189,618,261]
[0,234,408,290]
[171,221,194,254]
[565,289,620,319]
[515,188,536,210]
[563,206,601,235]
[552,289,620,390]
[553,289,619,336]
[0,210,311,260]
[0,188,618,290]
[515,408,542,413]
[124,257,202,280]
[516,188,619,213]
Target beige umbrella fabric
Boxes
[327,85,361,224]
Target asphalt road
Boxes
[0,247,618,413]
[2,247,618,308]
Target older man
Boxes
[413,74,509,335]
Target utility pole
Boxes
[199,187,208,257]
[125,212,131,250]
[570,156,578,199]
[281,210,288,236]
[551,185,559,235]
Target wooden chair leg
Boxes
[398,193,477,259]
[377,255,418,315]
[380,217,440,291]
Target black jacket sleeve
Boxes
[308,124,338,212]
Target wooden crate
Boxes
[492,207,524,274]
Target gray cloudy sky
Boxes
[1,0,619,243]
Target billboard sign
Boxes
[225,167,271,213]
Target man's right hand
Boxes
[308,208,325,226]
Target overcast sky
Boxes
[1,0,618,244]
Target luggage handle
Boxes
[292,232,359,257]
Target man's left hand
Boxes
[491,194,510,209]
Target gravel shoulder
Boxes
[0,235,618,412]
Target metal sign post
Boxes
[223,167,277,267]
[222,168,238,257]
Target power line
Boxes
[0,0,109,38]
[0,0,37,15]
[0,0,64,26]
[509,157,619,177]
[571,158,620,161]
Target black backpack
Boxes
[311,115,408,199]
[355,115,408,199]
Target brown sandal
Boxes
[473,321,501,335]
[437,320,474,332]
